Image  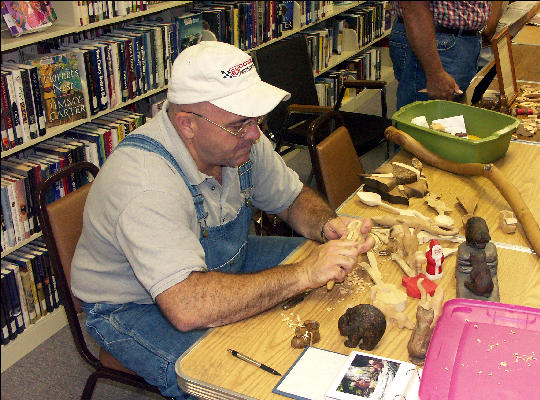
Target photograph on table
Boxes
[326,351,421,400]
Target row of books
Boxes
[183,1,337,52]
[1,238,59,346]
[315,47,382,107]
[336,1,387,47]
[1,110,145,254]
[293,2,386,76]
[1,19,175,151]
[52,1,155,27]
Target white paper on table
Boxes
[431,115,467,135]
[273,347,348,400]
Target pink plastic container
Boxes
[419,298,540,400]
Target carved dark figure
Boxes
[456,216,499,301]
[464,251,493,297]
[338,304,386,350]
[465,217,491,249]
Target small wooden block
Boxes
[499,210,517,234]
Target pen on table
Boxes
[227,349,282,376]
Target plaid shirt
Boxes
[391,1,490,31]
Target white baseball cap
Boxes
[167,41,291,117]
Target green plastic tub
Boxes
[392,100,520,163]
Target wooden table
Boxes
[175,141,540,400]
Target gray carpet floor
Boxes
[1,314,164,400]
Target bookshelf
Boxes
[0,1,192,51]
[1,85,168,158]
[1,0,391,370]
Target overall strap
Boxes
[115,134,208,224]
[237,160,253,205]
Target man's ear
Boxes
[173,111,195,140]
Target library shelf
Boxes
[1,1,192,52]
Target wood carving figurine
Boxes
[425,239,444,280]
[407,279,444,365]
[464,251,494,298]
[456,217,499,301]
[338,304,386,350]
[291,320,321,348]
[498,210,518,234]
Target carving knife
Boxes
[282,291,311,310]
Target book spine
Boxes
[4,265,33,327]
[9,176,31,239]
[2,268,25,333]
[81,1,89,25]
[137,35,148,94]
[1,297,10,345]
[0,184,17,248]
[27,66,47,136]
[0,274,17,341]
[153,28,165,87]
[3,179,23,243]
[9,263,38,324]
[18,68,39,140]
[27,255,47,317]
[4,70,23,146]
[39,250,59,308]
[125,39,136,99]
[17,256,41,321]
[88,0,95,23]
[87,48,105,111]
[109,42,123,105]
[103,44,117,108]
[20,171,36,235]
[1,74,15,149]
[9,69,31,143]
[95,47,109,110]
[132,36,142,96]
[32,252,54,314]
[81,50,99,115]
[163,25,171,84]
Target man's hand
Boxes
[323,216,374,247]
[426,70,462,101]
[298,239,366,289]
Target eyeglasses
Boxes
[185,111,264,138]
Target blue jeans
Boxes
[389,21,482,110]
[82,235,305,399]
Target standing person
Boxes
[389,1,492,109]
[71,41,375,399]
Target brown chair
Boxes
[35,161,174,400]
[307,111,365,210]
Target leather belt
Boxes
[396,17,480,37]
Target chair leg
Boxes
[81,372,98,400]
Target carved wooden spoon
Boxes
[357,191,430,221]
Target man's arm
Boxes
[482,1,503,42]
[157,237,367,331]
[277,185,338,241]
[400,1,461,100]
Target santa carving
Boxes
[425,239,444,280]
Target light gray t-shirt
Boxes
[71,102,303,304]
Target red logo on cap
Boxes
[221,58,254,78]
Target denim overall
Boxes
[82,134,304,398]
